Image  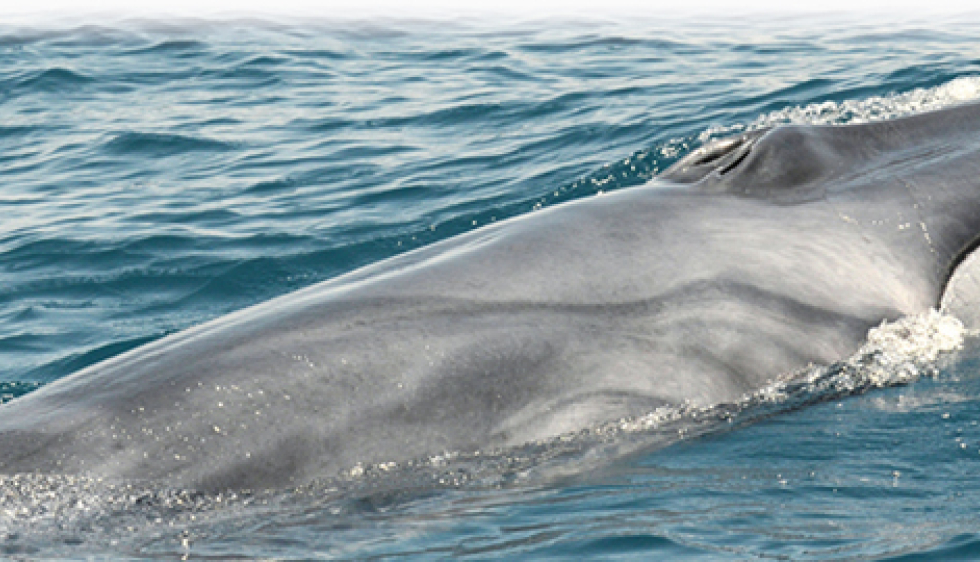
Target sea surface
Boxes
[2,12,980,559]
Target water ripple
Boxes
[100,131,239,156]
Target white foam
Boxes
[851,309,966,386]
[698,76,980,142]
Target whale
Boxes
[3,101,980,492]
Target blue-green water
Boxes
[3,13,980,559]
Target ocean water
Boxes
[3,12,980,559]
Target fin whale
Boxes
[3,102,980,491]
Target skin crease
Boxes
[2,102,980,492]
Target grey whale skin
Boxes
[3,102,980,492]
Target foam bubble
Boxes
[698,76,980,142]
[855,309,966,386]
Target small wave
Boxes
[281,48,351,61]
[363,100,522,129]
[297,116,357,133]
[518,36,688,54]
[415,47,488,62]
[203,65,283,86]
[0,125,37,139]
[14,67,94,92]
[125,39,208,56]
[101,132,238,157]
[244,176,301,194]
